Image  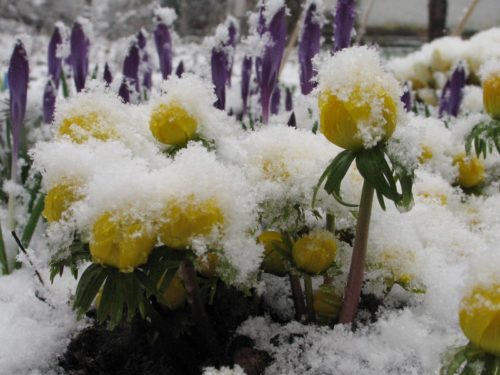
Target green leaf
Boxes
[74,264,109,316]
[158,267,178,295]
[21,194,45,248]
[0,221,8,275]
[97,271,119,323]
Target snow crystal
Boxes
[153,6,177,26]
[479,58,500,81]
[203,365,246,375]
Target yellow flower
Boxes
[417,192,448,206]
[459,283,500,356]
[57,112,115,143]
[453,154,486,188]
[262,158,290,181]
[258,231,289,276]
[483,75,500,120]
[90,212,157,272]
[419,145,433,164]
[159,196,224,249]
[149,102,198,146]
[159,273,187,310]
[318,87,398,151]
[292,230,337,274]
[43,181,82,222]
[313,284,342,319]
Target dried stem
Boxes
[339,181,374,324]
[11,231,45,286]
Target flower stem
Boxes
[304,275,316,323]
[323,213,335,285]
[289,274,306,322]
[339,180,374,324]
[0,222,8,275]
[180,259,218,351]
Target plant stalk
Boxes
[289,274,307,322]
[324,213,335,285]
[304,275,316,323]
[0,222,8,275]
[339,180,374,324]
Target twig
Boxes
[11,231,45,286]
[452,0,480,36]
[278,8,303,78]
[356,0,375,44]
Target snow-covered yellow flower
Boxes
[57,112,115,143]
[159,196,224,249]
[258,231,289,276]
[149,102,197,146]
[483,74,500,120]
[459,283,500,356]
[43,181,82,222]
[292,230,337,274]
[419,145,433,164]
[313,284,342,319]
[453,154,485,188]
[159,273,187,310]
[90,212,156,272]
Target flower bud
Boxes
[292,230,337,274]
[149,102,197,146]
[459,283,500,356]
[43,181,82,222]
[159,196,224,249]
[258,231,288,276]
[453,153,485,189]
[57,112,115,143]
[313,284,342,320]
[483,74,500,120]
[90,212,156,272]
[159,273,187,310]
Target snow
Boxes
[153,6,177,27]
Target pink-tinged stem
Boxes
[289,274,307,322]
[339,180,374,324]
[261,92,271,124]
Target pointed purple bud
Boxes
[175,60,185,77]
[154,21,173,80]
[8,40,29,171]
[439,80,451,118]
[118,79,130,104]
[401,81,412,112]
[287,111,296,128]
[225,18,239,86]
[48,25,63,89]
[142,52,153,91]
[70,20,90,92]
[270,86,280,115]
[299,1,322,95]
[241,56,252,117]
[103,62,112,85]
[333,0,356,53]
[211,47,229,110]
[123,42,140,93]
[137,29,147,50]
[256,4,287,123]
[285,88,293,111]
[43,79,57,124]
[447,61,467,117]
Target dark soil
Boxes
[59,282,271,375]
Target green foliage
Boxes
[465,119,500,159]
[50,242,91,282]
[440,343,500,375]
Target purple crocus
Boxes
[8,40,29,172]
[226,18,239,86]
[439,61,467,118]
[154,18,173,80]
[118,79,130,104]
[103,62,113,85]
[175,60,185,77]
[43,79,57,124]
[241,56,252,117]
[70,20,90,92]
[142,52,153,92]
[299,1,322,95]
[285,87,293,111]
[123,42,140,93]
[270,86,280,115]
[137,29,147,50]
[211,47,229,110]
[333,0,356,53]
[48,25,63,89]
[401,81,412,112]
[287,111,296,128]
[255,2,287,123]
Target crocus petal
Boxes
[70,21,90,92]
[241,56,252,116]
[447,61,467,117]
[43,79,57,124]
[211,48,228,110]
[123,42,140,93]
[333,0,356,53]
[137,29,147,50]
[271,86,280,114]
[103,62,113,85]
[299,1,322,95]
[118,79,130,104]
[175,60,185,77]
[154,22,173,80]
[401,81,412,112]
[142,51,153,91]
[48,25,63,89]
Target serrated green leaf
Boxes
[74,264,109,315]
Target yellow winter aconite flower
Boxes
[313,284,342,319]
[159,196,224,249]
[149,102,198,146]
[262,158,290,181]
[258,231,289,276]
[57,112,115,143]
[459,283,500,356]
[292,230,337,274]
[483,74,500,120]
[453,154,486,188]
[318,87,398,151]
[43,181,82,222]
[90,212,157,272]
[417,191,448,206]
[419,145,433,164]
[159,273,187,310]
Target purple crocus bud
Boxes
[226,17,239,86]
[211,47,229,110]
[8,40,29,173]
[401,81,412,112]
[118,79,130,104]
[123,42,140,93]
[439,80,451,118]
[48,25,63,89]
[256,3,287,123]
[142,52,153,91]
[70,20,90,92]
[241,56,252,117]
[175,60,185,77]
[153,9,176,80]
[287,111,296,128]
[103,62,113,85]
[137,29,147,50]
[299,1,322,95]
[270,86,280,115]
[447,61,467,117]
[333,0,356,53]
[43,79,57,124]
[285,87,293,111]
